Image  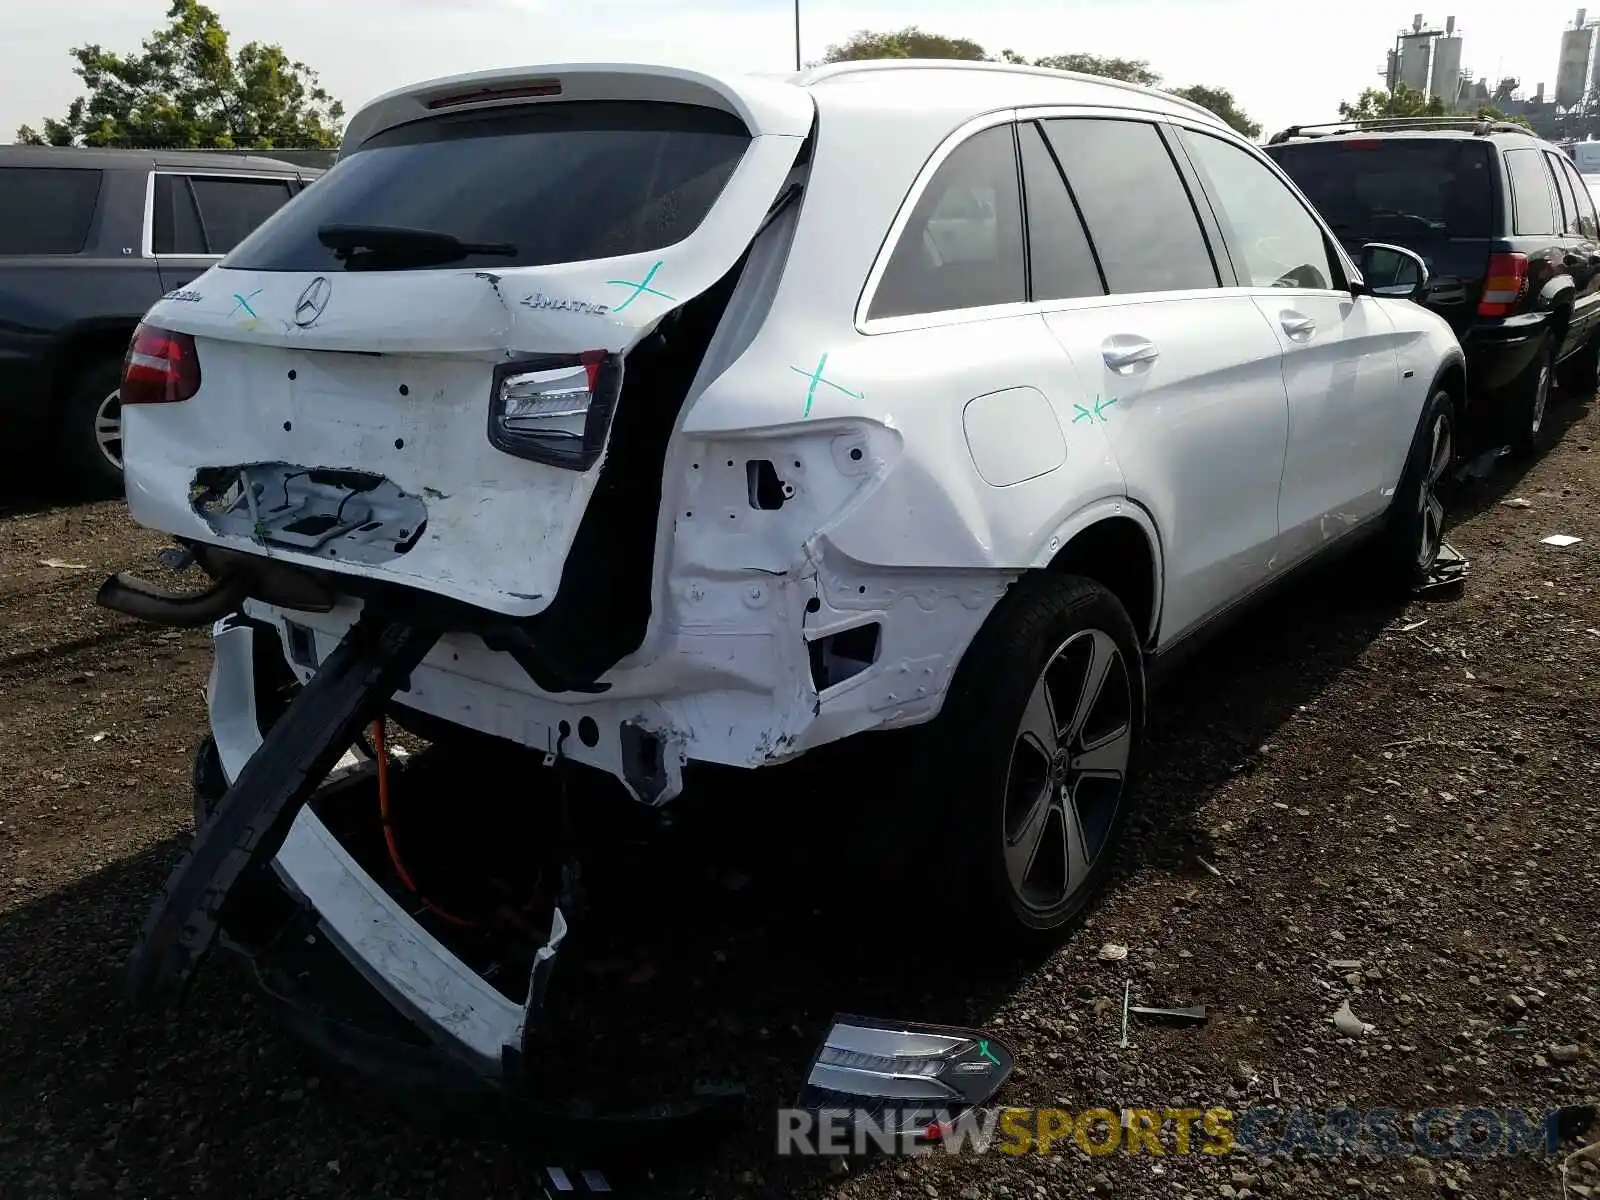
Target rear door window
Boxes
[1016,121,1105,301]
[153,174,297,254]
[1265,139,1494,241]
[0,167,103,254]
[1554,154,1599,237]
[188,177,297,253]
[1504,148,1559,236]
[224,101,753,272]
[869,125,1026,319]
[151,175,208,254]
[1040,117,1220,294]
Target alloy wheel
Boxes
[1002,628,1133,916]
[95,388,123,471]
[1416,408,1453,571]
[1530,357,1551,438]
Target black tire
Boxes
[57,354,126,496]
[1508,338,1554,459]
[1556,331,1600,396]
[1369,387,1457,593]
[907,573,1145,947]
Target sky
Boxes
[0,0,1579,145]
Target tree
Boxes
[1336,84,1446,122]
[16,0,344,148]
[819,26,987,64]
[1033,54,1161,87]
[1168,84,1261,138]
[815,28,1259,141]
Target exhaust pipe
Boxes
[97,544,338,628]
[96,570,250,628]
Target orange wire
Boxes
[372,718,478,928]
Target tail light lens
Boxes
[122,323,201,405]
[486,350,622,471]
[1478,252,1529,317]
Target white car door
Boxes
[1173,123,1408,563]
[1025,115,1290,642]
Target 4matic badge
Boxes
[520,292,610,316]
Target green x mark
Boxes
[1072,394,1119,424]
[977,1039,1001,1066]
[605,260,676,312]
[229,289,263,320]
[790,352,864,418]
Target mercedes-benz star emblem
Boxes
[294,276,332,327]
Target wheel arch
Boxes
[1031,500,1163,649]
[44,317,138,423]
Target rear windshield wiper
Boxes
[316,223,517,267]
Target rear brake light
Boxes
[1342,139,1383,149]
[426,80,561,109]
[487,351,622,471]
[121,323,201,405]
[1479,252,1529,317]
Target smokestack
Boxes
[1413,13,1424,32]
[1446,15,1455,34]
[1580,8,1589,28]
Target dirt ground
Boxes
[0,396,1596,1200]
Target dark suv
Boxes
[1265,118,1600,458]
[0,146,321,492]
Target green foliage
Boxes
[816,27,1258,139]
[1167,85,1261,138]
[1032,54,1161,87]
[1336,84,1447,121]
[818,26,987,63]
[16,0,344,148]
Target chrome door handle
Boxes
[1281,312,1317,340]
[1101,336,1159,372]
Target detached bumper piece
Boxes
[125,608,744,1154]
[796,1015,1014,1144]
[126,610,440,1006]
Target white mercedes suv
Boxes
[106,60,1465,1066]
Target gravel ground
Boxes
[0,396,1597,1200]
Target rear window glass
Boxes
[1265,139,1494,240]
[223,101,751,272]
[1503,149,1558,236]
[0,167,103,254]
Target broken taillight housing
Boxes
[121,323,201,405]
[486,351,622,471]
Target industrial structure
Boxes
[1383,14,1466,107]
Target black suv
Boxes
[1265,118,1600,458]
[0,146,321,492]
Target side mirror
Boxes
[1353,242,1430,304]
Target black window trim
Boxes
[857,106,1249,335]
[141,168,301,259]
[1165,116,1355,294]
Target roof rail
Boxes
[796,59,1226,126]
[1267,115,1532,144]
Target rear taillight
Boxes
[487,350,621,471]
[121,323,201,405]
[1479,252,1529,317]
